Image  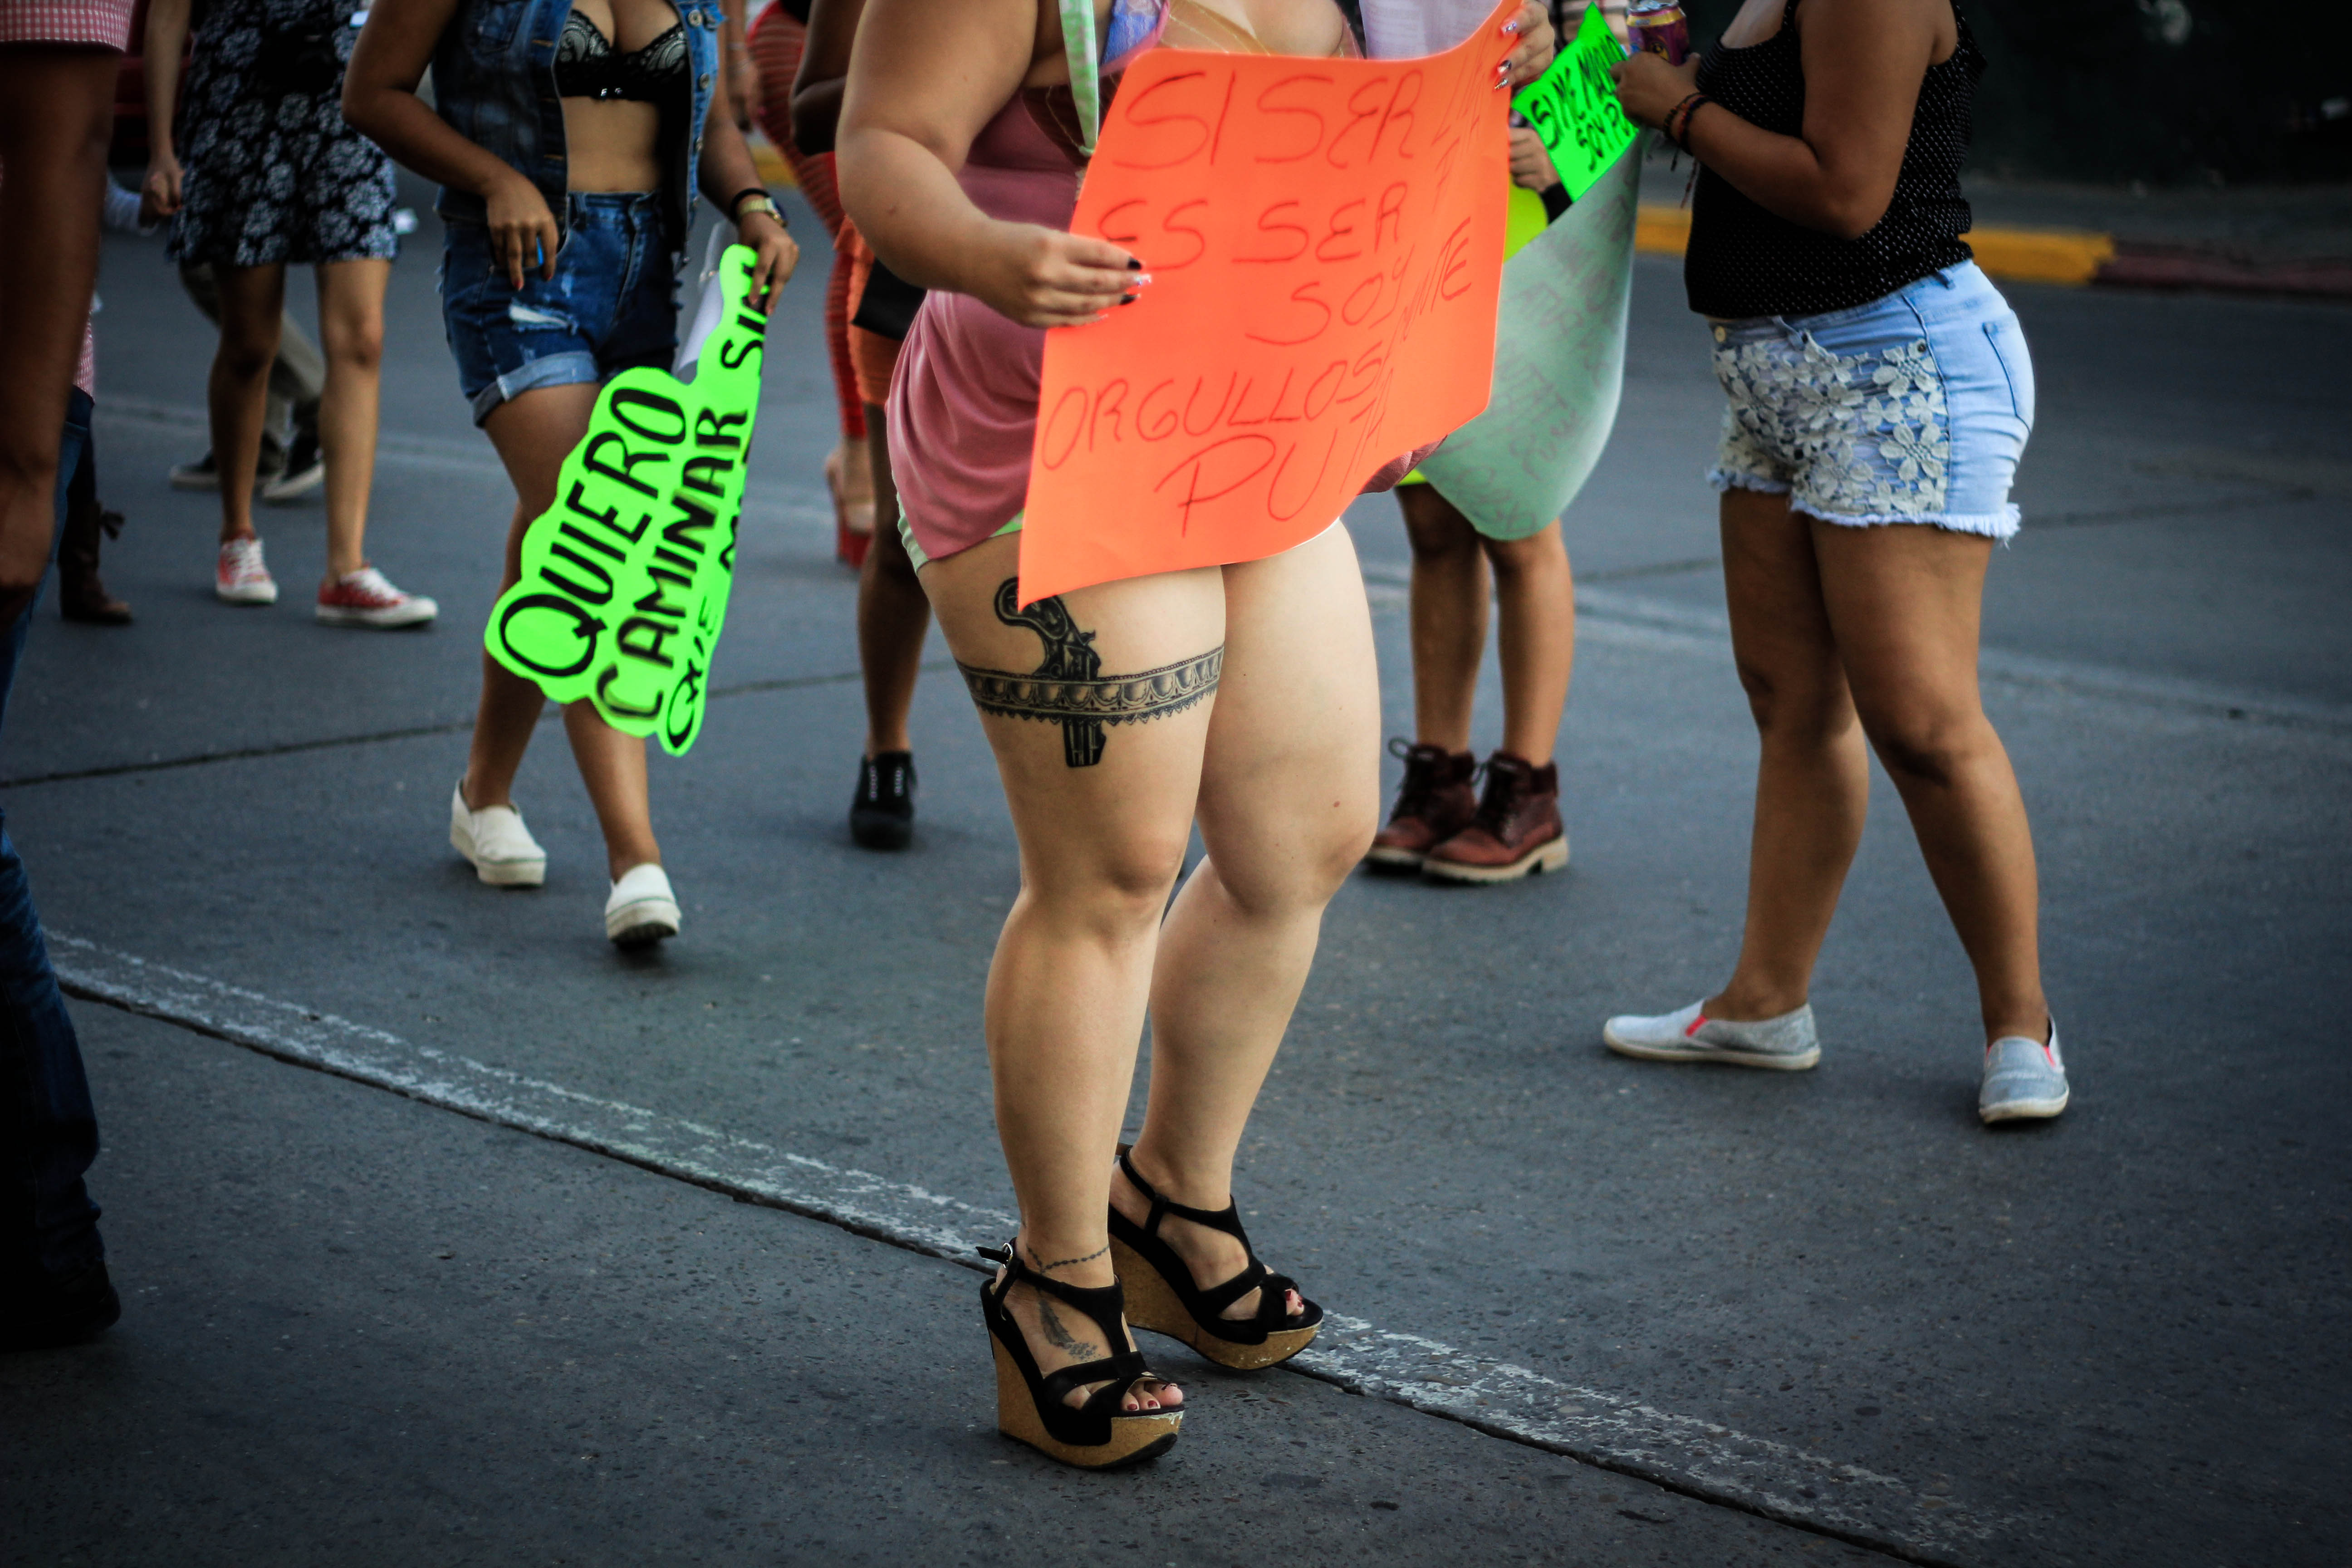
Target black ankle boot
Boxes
[850,751,916,850]
[59,462,129,625]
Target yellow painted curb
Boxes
[1968,227,2117,286]
[1633,204,2118,287]
[750,133,796,191]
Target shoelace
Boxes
[1386,737,1445,821]
[1468,761,1527,838]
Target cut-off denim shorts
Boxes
[441,191,680,426]
[1707,260,2035,540]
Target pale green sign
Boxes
[485,246,768,756]
[1512,3,1638,202]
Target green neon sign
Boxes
[1513,3,1639,202]
[485,246,768,755]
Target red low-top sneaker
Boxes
[216,536,278,605]
[317,566,437,628]
[1423,751,1568,884]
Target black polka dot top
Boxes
[1684,0,1984,321]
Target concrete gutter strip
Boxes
[1633,204,2352,299]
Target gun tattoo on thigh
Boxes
[957,578,1222,768]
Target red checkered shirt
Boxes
[0,0,135,49]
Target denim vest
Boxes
[431,0,722,247]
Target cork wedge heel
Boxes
[979,1243,1182,1470]
[1107,1148,1324,1372]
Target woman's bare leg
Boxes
[208,265,287,547]
[0,44,114,612]
[466,383,662,879]
[313,259,391,581]
[1122,523,1381,1318]
[1707,487,1871,1022]
[921,531,1221,1411]
[1812,521,2048,1044]
[1485,520,1575,767]
[1398,484,1487,752]
[856,403,928,756]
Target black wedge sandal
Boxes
[1107,1147,1325,1370]
[978,1242,1183,1470]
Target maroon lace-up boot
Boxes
[1423,751,1567,883]
[1364,740,1479,872]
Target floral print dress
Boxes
[169,0,399,269]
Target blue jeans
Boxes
[0,389,104,1289]
[440,192,681,425]
[1707,262,2036,540]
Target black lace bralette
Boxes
[553,10,688,104]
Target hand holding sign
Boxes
[485,245,769,756]
[1017,0,1518,607]
[1511,3,1637,201]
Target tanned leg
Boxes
[0,45,114,621]
[1397,484,1487,753]
[921,531,1222,1412]
[1813,521,2048,1045]
[469,383,661,880]
[1484,519,1575,767]
[856,403,928,756]
[1120,522,1380,1320]
[1706,487,1872,1022]
[313,259,391,581]
[208,265,286,548]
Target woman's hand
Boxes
[485,170,561,289]
[966,225,1138,329]
[737,209,799,308]
[1500,0,1557,89]
[1509,124,1560,192]
[1608,50,1699,131]
[142,150,183,219]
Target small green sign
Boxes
[1512,3,1639,202]
[485,245,769,756]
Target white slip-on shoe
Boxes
[605,863,680,948]
[449,780,547,887]
[1979,1019,2069,1124]
[1602,999,1822,1070]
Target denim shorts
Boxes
[441,192,681,426]
[1707,261,2036,539]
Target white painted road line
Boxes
[52,933,2015,1567]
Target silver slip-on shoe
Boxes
[1602,999,1821,1070]
[1979,1020,2069,1124]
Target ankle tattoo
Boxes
[1026,1243,1108,1274]
[957,578,1220,769]
[1034,1294,1102,1361]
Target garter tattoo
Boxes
[957,578,1222,768]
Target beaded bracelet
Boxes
[1661,92,1704,139]
[1669,93,1715,152]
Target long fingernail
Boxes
[1126,258,1145,270]
[1119,294,1138,305]
[1131,273,1153,287]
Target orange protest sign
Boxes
[1018,0,1515,605]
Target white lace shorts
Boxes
[1707,261,2034,539]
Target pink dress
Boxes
[886,87,1089,565]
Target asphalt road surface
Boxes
[3,181,2347,1568]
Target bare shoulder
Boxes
[1794,0,1956,62]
